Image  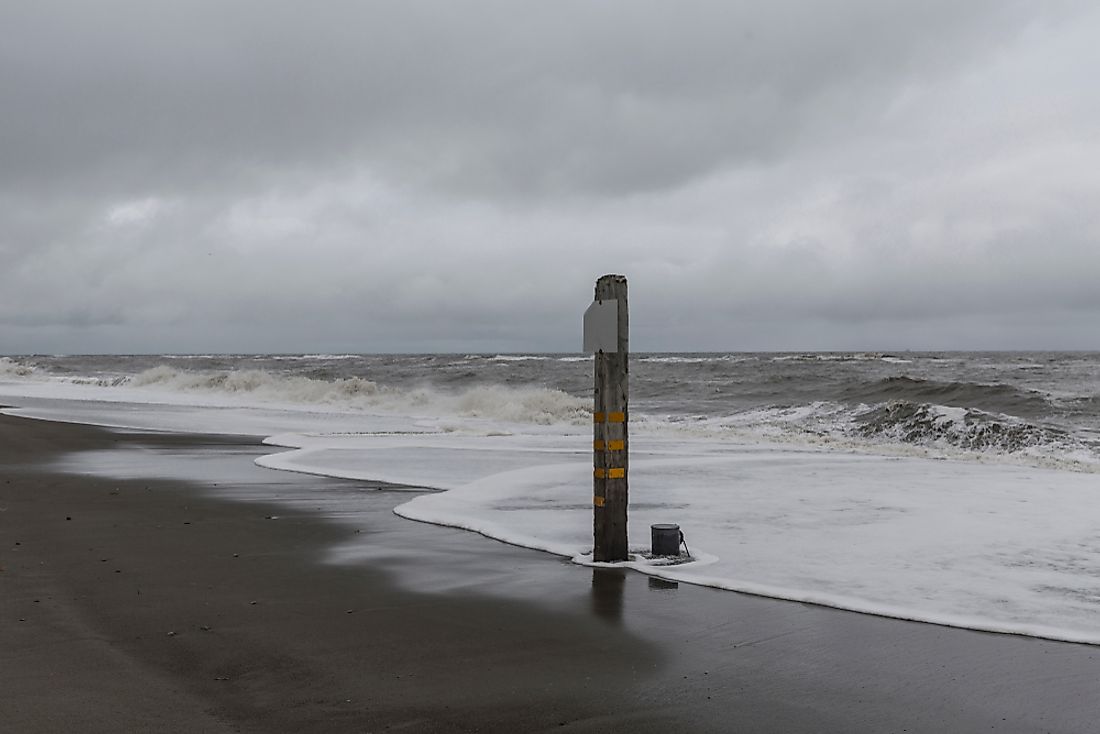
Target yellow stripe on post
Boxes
[607,440,625,451]
[593,412,605,423]
[608,468,625,479]
[593,440,605,450]
[608,411,625,423]
[593,468,606,479]
[593,496,605,507]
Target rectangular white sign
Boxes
[583,300,618,353]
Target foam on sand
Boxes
[251,420,1100,645]
[393,444,1100,644]
[258,432,587,491]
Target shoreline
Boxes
[3,413,1100,732]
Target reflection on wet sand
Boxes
[648,576,679,591]
[590,568,626,623]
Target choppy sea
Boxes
[3,351,1099,467]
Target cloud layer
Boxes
[2,1,1098,353]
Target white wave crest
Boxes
[118,365,590,427]
[0,357,35,377]
[449,384,590,424]
[771,353,897,363]
[161,354,233,360]
[639,355,756,364]
[668,400,1100,472]
[267,354,362,361]
[129,365,383,400]
[489,355,551,362]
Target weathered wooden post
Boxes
[583,274,628,562]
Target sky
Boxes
[2,0,1099,354]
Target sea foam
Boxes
[394,445,1100,645]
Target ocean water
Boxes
[4,351,1100,643]
[4,351,1100,465]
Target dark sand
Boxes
[2,413,1100,732]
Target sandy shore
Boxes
[2,413,1100,732]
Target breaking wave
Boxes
[852,402,1079,456]
[706,399,1094,468]
[124,365,591,426]
[0,357,35,377]
[841,376,1053,419]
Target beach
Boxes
[4,412,1100,732]
[5,0,1099,725]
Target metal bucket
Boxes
[651,523,681,556]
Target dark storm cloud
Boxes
[0,0,1057,198]
[1,1,1098,353]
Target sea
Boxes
[4,351,1100,643]
[3,351,1099,468]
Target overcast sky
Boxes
[2,1,1098,354]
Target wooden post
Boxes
[593,274,628,562]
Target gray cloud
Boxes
[1,1,1098,353]
[1,0,1062,197]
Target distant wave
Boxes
[639,355,757,364]
[161,354,236,360]
[266,354,363,361]
[770,352,908,363]
[470,354,587,363]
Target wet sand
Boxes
[2,413,1100,732]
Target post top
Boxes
[594,274,628,301]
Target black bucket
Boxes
[651,523,681,556]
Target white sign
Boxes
[583,300,618,353]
